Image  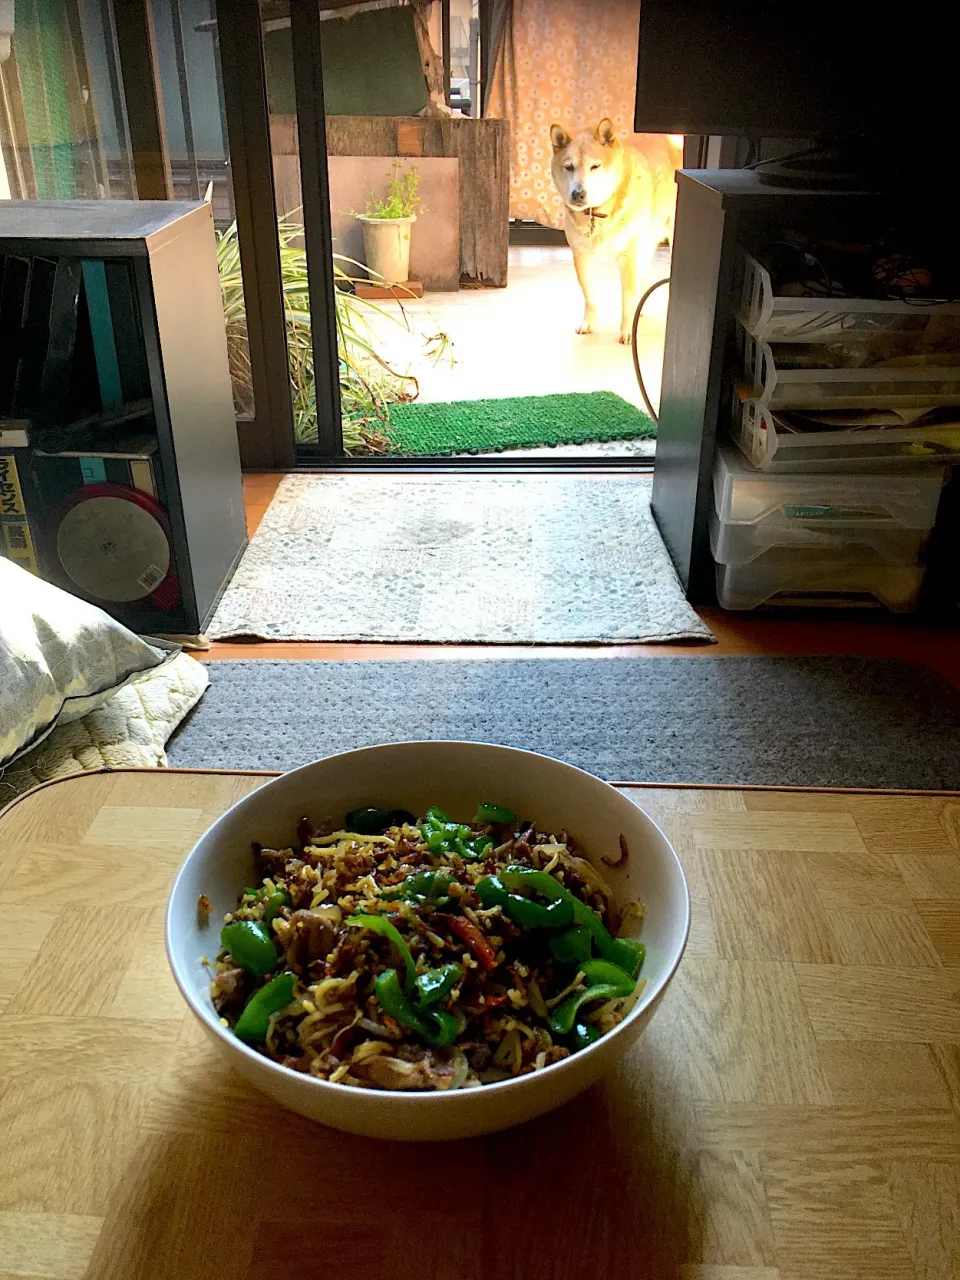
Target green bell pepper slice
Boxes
[383,870,452,906]
[346,913,416,989]
[550,924,593,965]
[572,1020,601,1050]
[233,971,297,1043]
[263,889,292,924]
[420,806,483,859]
[383,870,435,901]
[476,874,509,907]
[548,958,636,1036]
[425,871,454,904]
[500,865,645,978]
[477,873,573,928]
[345,806,415,835]
[374,969,459,1047]
[503,894,574,930]
[602,937,646,978]
[453,834,494,862]
[474,802,517,825]
[425,827,450,852]
[414,963,462,1007]
[220,919,278,978]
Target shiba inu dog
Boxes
[550,119,681,342]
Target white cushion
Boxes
[0,651,209,805]
[0,557,179,769]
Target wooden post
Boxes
[111,0,174,200]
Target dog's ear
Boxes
[595,118,617,147]
[550,123,571,152]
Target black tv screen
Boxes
[635,1,958,138]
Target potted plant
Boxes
[356,163,424,286]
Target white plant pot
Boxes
[357,214,416,285]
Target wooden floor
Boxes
[2,769,959,1279]
[209,471,960,693]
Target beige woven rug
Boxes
[208,473,713,644]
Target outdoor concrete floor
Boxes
[357,244,669,459]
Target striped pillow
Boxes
[0,558,179,770]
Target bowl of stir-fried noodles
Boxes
[166,742,689,1140]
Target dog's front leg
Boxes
[573,250,600,335]
[617,248,640,345]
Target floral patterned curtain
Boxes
[485,0,651,229]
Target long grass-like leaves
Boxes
[216,216,425,455]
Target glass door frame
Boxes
[215,0,299,469]
[213,1,673,473]
[216,0,344,467]
[36,0,693,472]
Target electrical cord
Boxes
[631,277,670,424]
[744,143,823,172]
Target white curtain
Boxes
[485,0,648,229]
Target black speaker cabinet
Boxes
[0,202,247,634]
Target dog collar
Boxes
[573,206,609,234]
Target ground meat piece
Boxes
[287,873,319,909]
[256,846,295,878]
[510,825,536,860]
[211,966,248,1017]
[329,1014,362,1060]
[326,933,363,977]
[297,816,319,846]
[466,1043,492,1072]
[339,850,374,877]
[285,910,337,968]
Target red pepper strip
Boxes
[448,915,498,970]
[466,993,507,1016]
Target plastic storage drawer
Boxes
[715,551,925,612]
[729,391,960,473]
[741,329,960,410]
[737,249,960,343]
[713,442,946,529]
[710,507,928,567]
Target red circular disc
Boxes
[55,482,180,610]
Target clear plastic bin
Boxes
[738,249,960,343]
[741,329,960,410]
[729,391,960,473]
[716,551,925,612]
[712,442,946,529]
[710,507,927,567]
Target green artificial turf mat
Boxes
[383,391,657,456]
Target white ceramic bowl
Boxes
[166,742,689,1141]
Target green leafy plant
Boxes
[360,163,424,219]
[216,216,432,455]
